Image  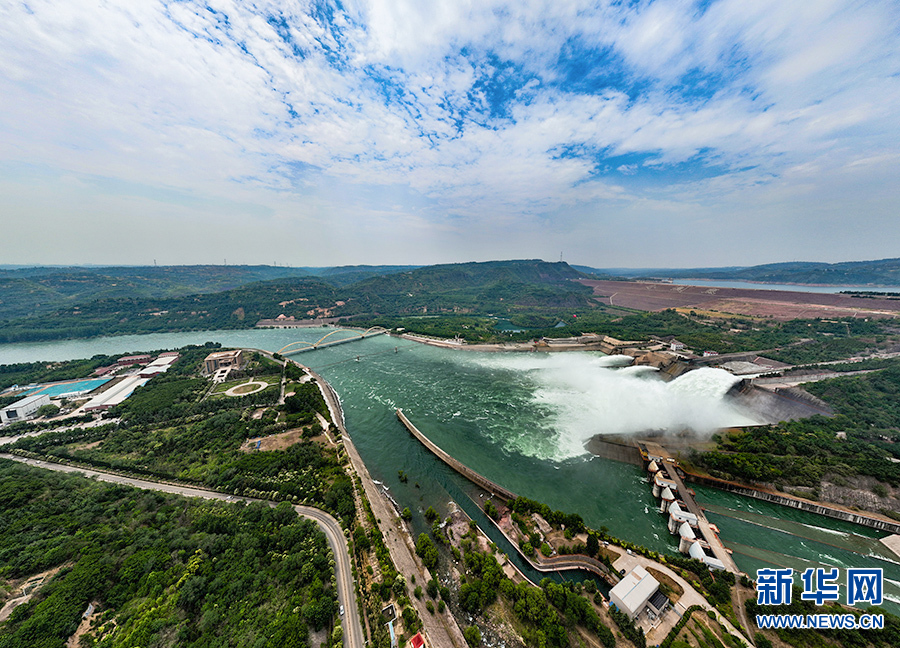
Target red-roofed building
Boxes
[410,632,425,648]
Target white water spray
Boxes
[459,353,760,460]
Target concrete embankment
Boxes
[683,471,900,534]
[298,365,468,648]
[728,380,832,424]
[584,435,643,466]
[395,410,623,587]
[396,409,518,502]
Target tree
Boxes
[484,499,499,520]
[464,625,482,647]
[415,533,438,571]
[586,533,599,557]
[36,404,59,418]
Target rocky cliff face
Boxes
[817,475,900,518]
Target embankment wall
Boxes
[684,472,900,534]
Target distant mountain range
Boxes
[0,264,416,320]
[575,258,900,288]
[3,258,900,343]
[0,260,592,342]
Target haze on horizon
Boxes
[2,1,899,269]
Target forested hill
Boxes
[0,265,313,320]
[0,264,419,320]
[0,260,594,343]
[351,260,585,295]
[582,257,900,287]
[347,259,593,316]
[300,264,418,287]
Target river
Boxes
[1,327,898,612]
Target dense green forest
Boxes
[0,460,337,648]
[694,365,900,495]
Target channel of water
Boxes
[1,327,898,613]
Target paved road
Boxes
[0,454,365,648]
[304,369,467,648]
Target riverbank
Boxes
[302,362,468,648]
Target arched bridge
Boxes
[277,327,389,355]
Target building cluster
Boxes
[0,352,180,424]
[648,460,726,570]
[84,353,180,412]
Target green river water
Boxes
[1,328,898,613]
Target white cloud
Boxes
[0,0,899,265]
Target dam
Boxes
[2,328,899,613]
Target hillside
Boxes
[0,277,342,343]
[348,260,591,314]
[581,258,900,287]
[0,265,315,320]
[0,260,594,343]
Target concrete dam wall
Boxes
[727,380,832,424]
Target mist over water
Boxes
[456,353,760,460]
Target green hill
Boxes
[347,260,592,315]
[0,260,593,343]
[0,265,314,320]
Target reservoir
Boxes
[671,279,900,294]
[1,327,898,613]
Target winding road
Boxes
[0,454,365,648]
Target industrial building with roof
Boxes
[1,393,50,425]
[609,565,669,620]
[83,354,179,412]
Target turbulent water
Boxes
[448,352,756,460]
[1,328,898,614]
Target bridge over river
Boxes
[276,326,388,355]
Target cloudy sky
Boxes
[2,0,899,267]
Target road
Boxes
[304,367,467,648]
[0,453,365,648]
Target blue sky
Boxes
[1,0,899,267]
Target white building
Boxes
[83,376,149,411]
[1,393,50,424]
[610,565,663,619]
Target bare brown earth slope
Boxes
[580,279,900,319]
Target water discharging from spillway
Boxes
[454,352,759,460]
